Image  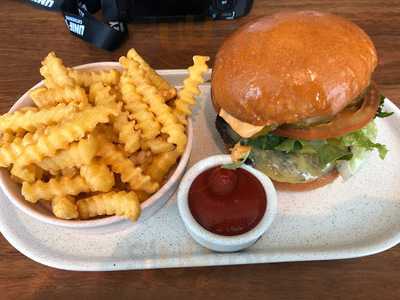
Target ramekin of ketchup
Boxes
[177,155,277,252]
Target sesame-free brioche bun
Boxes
[211,11,378,126]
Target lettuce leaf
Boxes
[317,144,352,166]
[335,121,387,178]
[242,121,387,170]
[340,121,387,159]
[337,145,371,179]
[274,139,302,153]
[242,134,285,150]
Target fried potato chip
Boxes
[130,150,153,172]
[20,129,44,146]
[145,150,180,183]
[22,175,91,203]
[52,196,79,220]
[97,140,158,194]
[37,134,98,174]
[10,163,43,183]
[119,73,161,140]
[30,86,87,108]
[0,103,78,132]
[61,167,78,177]
[40,52,75,88]
[69,68,120,87]
[0,131,14,145]
[16,105,118,166]
[0,137,26,167]
[120,57,187,154]
[18,107,38,113]
[113,111,141,154]
[174,55,209,124]
[88,82,118,108]
[127,49,176,101]
[141,136,174,154]
[80,160,115,192]
[77,191,140,221]
[0,129,47,167]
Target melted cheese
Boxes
[219,109,264,138]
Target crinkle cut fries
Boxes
[0,50,209,221]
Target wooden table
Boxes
[0,1,399,299]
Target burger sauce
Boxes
[188,166,267,236]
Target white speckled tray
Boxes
[1,70,400,271]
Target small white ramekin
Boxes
[177,155,278,252]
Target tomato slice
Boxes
[274,83,380,140]
[273,169,339,191]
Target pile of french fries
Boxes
[0,49,209,222]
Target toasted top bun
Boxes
[211,11,378,126]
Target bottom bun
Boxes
[273,169,339,191]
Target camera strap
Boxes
[25,0,128,51]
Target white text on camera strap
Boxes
[65,16,85,36]
[30,0,55,8]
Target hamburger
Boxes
[211,11,392,191]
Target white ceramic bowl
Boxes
[177,155,278,252]
[0,62,193,229]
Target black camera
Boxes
[26,0,253,50]
[209,0,254,20]
[122,0,253,21]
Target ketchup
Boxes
[188,166,266,236]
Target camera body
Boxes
[119,0,253,21]
[27,0,253,50]
[209,0,254,20]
